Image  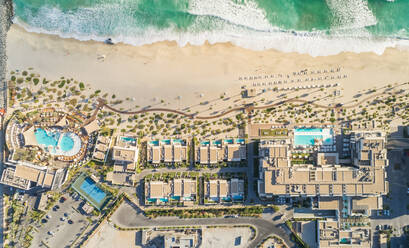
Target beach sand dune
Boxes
[7,25,409,109]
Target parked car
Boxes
[47,231,54,236]
[60,217,66,221]
[64,213,69,217]
[60,196,67,203]
[273,215,283,221]
[68,220,74,224]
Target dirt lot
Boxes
[85,222,140,248]
[201,226,253,248]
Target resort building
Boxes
[317,220,371,247]
[105,135,139,186]
[195,139,246,165]
[145,178,196,205]
[0,161,66,190]
[147,139,188,164]
[316,196,383,219]
[92,134,111,162]
[258,130,389,198]
[204,178,244,203]
[164,234,196,248]
[112,135,139,165]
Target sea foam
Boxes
[12,0,409,57]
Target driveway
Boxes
[110,200,296,248]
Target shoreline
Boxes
[6,24,409,112]
[12,18,409,57]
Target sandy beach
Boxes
[6,24,409,112]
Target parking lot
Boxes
[31,193,90,248]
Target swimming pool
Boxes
[212,140,222,145]
[294,128,333,146]
[149,140,159,146]
[121,136,136,144]
[35,128,59,147]
[201,141,210,146]
[223,139,233,144]
[235,139,245,144]
[172,139,183,144]
[35,128,81,156]
[60,133,74,151]
[161,139,171,145]
[232,195,244,201]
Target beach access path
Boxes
[87,81,406,126]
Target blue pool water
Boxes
[121,136,136,143]
[235,139,245,144]
[60,134,74,151]
[222,197,232,202]
[232,195,244,201]
[161,139,171,145]
[35,128,59,148]
[224,139,233,144]
[340,238,350,244]
[212,140,222,145]
[294,128,333,146]
[80,178,107,204]
[158,198,169,203]
[147,198,157,203]
[172,139,183,144]
[171,196,180,201]
[201,141,210,146]
[149,140,159,146]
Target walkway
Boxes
[87,82,406,124]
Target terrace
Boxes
[144,177,197,206]
[0,161,66,190]
[195,138,246,165]
[147,139,188,165]
[204,178,244,203]
[258,130,389,198]
[112,135,139,164]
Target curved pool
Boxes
[35,128,82,157]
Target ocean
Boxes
[12,0,409,56]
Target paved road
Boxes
[387,138,409,150]
[111,200,296,248]
[0,1,11,247]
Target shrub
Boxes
[10,76,16,81]
[79,82,85,90]
[33,78,39,85]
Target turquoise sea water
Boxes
[13,0,409,55]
